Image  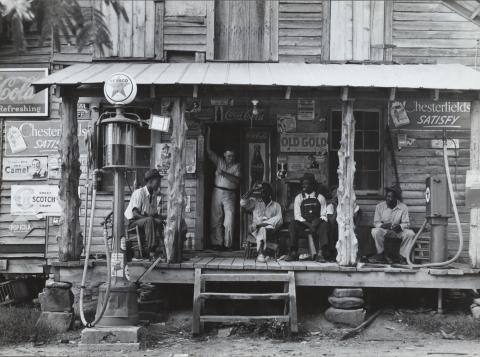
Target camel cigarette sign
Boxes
[2,156,48,181]
[11,185,61,216]
[0,68,48,116]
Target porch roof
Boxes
[33,62,480,91]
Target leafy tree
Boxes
[0,0,128,55]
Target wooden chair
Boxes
[244,230,280,259]
[126,225,144,259]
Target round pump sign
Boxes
[103,72,137,105]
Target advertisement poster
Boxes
[0,68,49,117]
[287,154,328,185]
[280,133,328,153]
[8,216,33,239]
[277,114,296,133]
[155,143,172,176]
[248,143,267,188]
[5,120,90,156]
[186,139,197,174]
[2,156,48,181]
[47,154,89,180]
[389,101,470,130]
[11,185,61,216]
[297,99,315,121]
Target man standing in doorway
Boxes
[206,126,241,250]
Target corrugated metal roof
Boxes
[33,63,480,91]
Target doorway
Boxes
[204,125,243,249]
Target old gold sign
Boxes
[280,133,328,153]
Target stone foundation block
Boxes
[81,326,141,345]
[328,296,364,309]
[332,288,364,298]
[38,287,74,312]
[35,312,74,333]
[325,307,366,327]
[78,342,140,352]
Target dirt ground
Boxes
[1,310,479,357]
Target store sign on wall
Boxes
[9,216,33,239]
[5,120,89,156]
[10,185,61,216]
[390,101,470,130]
[2,156,48,181]
[280,133,328,153]
[0,68,48,116]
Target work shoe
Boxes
[369,253,386,264]
[315,253,327,263]
[285,252,299,262]
[256,254,266,263]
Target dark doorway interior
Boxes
[204,125,243,249]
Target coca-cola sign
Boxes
[0,68,48,117]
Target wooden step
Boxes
[199,292,289,300]
[200,315,290,323]
[200,273,290,282]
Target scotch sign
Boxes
[0,68,48,116]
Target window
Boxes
[329,110,382,193]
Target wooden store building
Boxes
[2,1,480,319]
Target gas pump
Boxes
[80,72,144,328]
[404,130,464,268]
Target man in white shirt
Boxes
[286,173,328,262]
[206,127,241,250]
[240,183,283,262]
[370,185,415,264]
[125,169,163,258]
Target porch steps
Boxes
[192,269,298,335]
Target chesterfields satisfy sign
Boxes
[390,101,470,130]
[0,68,49,116]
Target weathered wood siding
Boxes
[392,1,480,68]
[278,0,323,62]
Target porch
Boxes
[50,252,480,290]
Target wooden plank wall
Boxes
[278,0,323,62]
[392,0,480,68]
[164,0,207,54]
[356,128,471,261]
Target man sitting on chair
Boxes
[370,185,415,264]
[286,173,328,262]
[240,183,283,263]
[124,169,164,259]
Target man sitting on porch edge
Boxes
[124,169,164,259]
[285,173,328,262]
[369,185,415,264]
[240,182,283,263]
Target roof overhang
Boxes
[33,62,480,95]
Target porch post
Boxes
[469,100,480,268]
[336,99,358,266]
[165,97,188,263]
[58,92,83,261]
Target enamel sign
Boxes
[11,185,61,216]
[104,72,137,105]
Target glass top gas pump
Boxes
[93,72,142,327]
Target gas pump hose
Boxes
[79,169,112,327]
[404,143,464,268]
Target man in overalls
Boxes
[286,173,328,262]
[206,127,241,250]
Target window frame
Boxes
[328,107,384,196]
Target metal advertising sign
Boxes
[280,133,328,153]
[9,216,33,239]
[2,156,48,181]
[11,185,61,216]
[0,68,48,116]
[104,72,137,105]
[390,101,470,130]
[4,120,89,156]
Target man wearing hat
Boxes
[286,173,328,262]
[370,185,415,264]
[125,169,164,258]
